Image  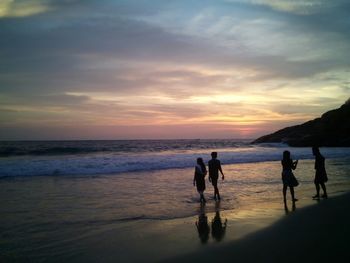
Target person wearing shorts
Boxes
[208,152,224,200]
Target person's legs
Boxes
[215,186,221,200]
[202,191,206,202]
[313,182,320,198]
[198,191,203,202]
[320,183,327,198]
[283,185,287,203]
[213,185,218,199]
[212,179,219,200]
[290,187,298,202]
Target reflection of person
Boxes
[211,209,227,242]
[281,150,299,204]
[195,204,210,244]
[284,201,296,215]
[193,158,207,203]
[312,146,328,199]
[208,152,224,201]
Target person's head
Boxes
[197,157,204,165]
[211,152,218,159]
[283,150,291,160]
[312,146,320,156]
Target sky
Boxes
[0,0,349,140]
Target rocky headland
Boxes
[252,99,350,147]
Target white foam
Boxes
[1,146,350,177]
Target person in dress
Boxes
[281,150,299,204]
[312,146,328,199]
[193,157,207,203]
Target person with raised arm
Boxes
[281,150,299,204]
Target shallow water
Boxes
[1,157,350,262]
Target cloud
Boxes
[0,0,349,139]
[0,0,53,18]
[1,93,91,107]
[1,0,349,97]
[139,0,350,78]
[225,0,350,15]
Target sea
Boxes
[1,139,349,177]
[1,139,350,262]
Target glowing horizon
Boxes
[0,0,349,140]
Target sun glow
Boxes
[1,0,348,140]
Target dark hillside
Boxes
[252,99,350,147]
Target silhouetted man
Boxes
[208,152,224,200]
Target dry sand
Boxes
[163,192,350,263]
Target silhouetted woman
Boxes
[312,146,328,199]
[281,150,299,204]
[193,157,207,203]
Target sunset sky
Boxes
[0,0,349,140]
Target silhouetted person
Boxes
[211,203,227,242]
[193,157,207,203]
[312,146,328,199]
[281,150,299,204]
[208,152,224,201]
[195,204,210,244]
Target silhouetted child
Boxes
[193,157,207,203]
[312,146,328,199]
[208,152,224,201]
[281,150,299,204]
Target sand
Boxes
[163,192,350,263]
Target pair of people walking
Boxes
[193,152,224,203]
[282,146,328,204]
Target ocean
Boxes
[1,139,349,177]
[1,140,350,262]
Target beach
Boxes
[165,192,350,263]
[1,141,350,262]
[2,1,350,261]
[1,163,350,262]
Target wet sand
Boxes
[164,192,350,263]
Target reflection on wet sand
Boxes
[284,202,296,215]
[212,202,227,242]
[195,202,227,244]
[195,203,210,244]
